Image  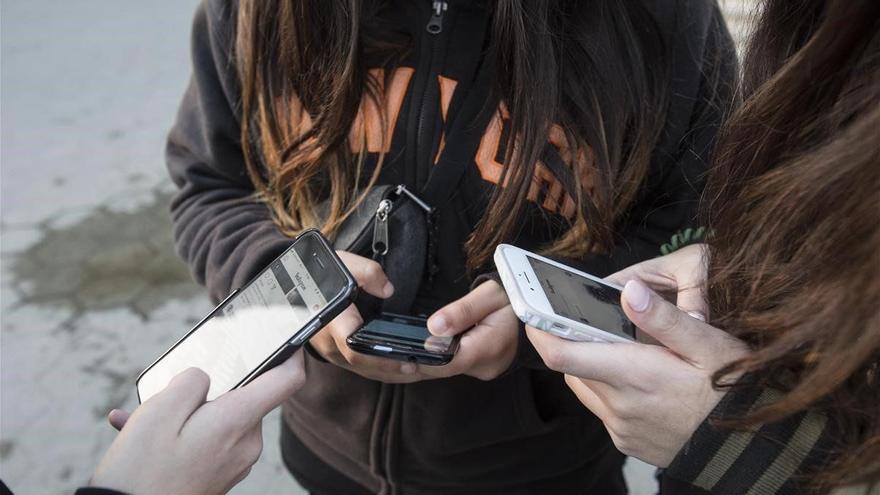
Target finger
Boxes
[107,409,131,431]
[621,280,747,366]
[311,304,363,365]
[336,251,394,298]
[416,342,469,379]
[676,285,709,322]
[525,326,631,386]
[605,257,676,291]
[326,304,364,341]
[564,374,612,421]
[327,309,407,374]
[430,304,520,381]
[428,281,509,336]
[606,246,709,320]
[309,332,346,365]
[217,350,306,425]
[141,367,210,427]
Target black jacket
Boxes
[165,0,737,493]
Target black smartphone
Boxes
[346,313,459,366]
[137,229,356,403]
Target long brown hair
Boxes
[705,0,880,489]
[235,0,672,270]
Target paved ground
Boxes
[0,1,755,494]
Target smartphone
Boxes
[137,229,356,403]
[346,313,459,366]
[494,244,637,343]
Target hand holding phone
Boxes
[94,353,305,495]
[525,278,749,467]
[421,280,520,381]
[306,251,436,383]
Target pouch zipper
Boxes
[371,185,434,259]
[372,199,393,256]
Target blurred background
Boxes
[0,1,754,494]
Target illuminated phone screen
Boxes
[138,235,343,402]
[527,256,636,340]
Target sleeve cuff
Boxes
[665,384,834,495]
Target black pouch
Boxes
[323,184,435,318]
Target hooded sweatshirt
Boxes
[166,0,737,493]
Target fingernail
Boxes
[400,362,417,374]
[429,315,448,335]
[687,311,706,322]
[383,281,395,298]
[623,280,651,313]
[108,409,124,424]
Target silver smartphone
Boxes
[137,229,356,402]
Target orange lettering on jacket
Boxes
[349,68,415,153]
[475,108,589,218]
[295,68,588,217]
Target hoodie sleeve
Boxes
[661,386,840,495]
[167,0,293,304]
[504,0,739,373]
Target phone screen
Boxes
[527,256,636,340]
[138,234,345,402]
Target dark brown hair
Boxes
[235,0,671,270]
[705,0,880,489]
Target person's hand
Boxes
[422,280,520,381]
[91,352,306,495]
[606,243,709,321]
[309,251,428,383]
[526,279,749,468]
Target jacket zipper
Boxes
[426,1,447,34]
[408,1,448,188]
[375,6,449,493]
[418,1,447,287]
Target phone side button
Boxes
[372,345,393,353]
[289,319,322,346]
[550,323,571,337]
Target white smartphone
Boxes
[494,244,637,343]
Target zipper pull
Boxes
[372,199,393,256]
[426,1,447,35]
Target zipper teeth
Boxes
[415,7,445,179]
